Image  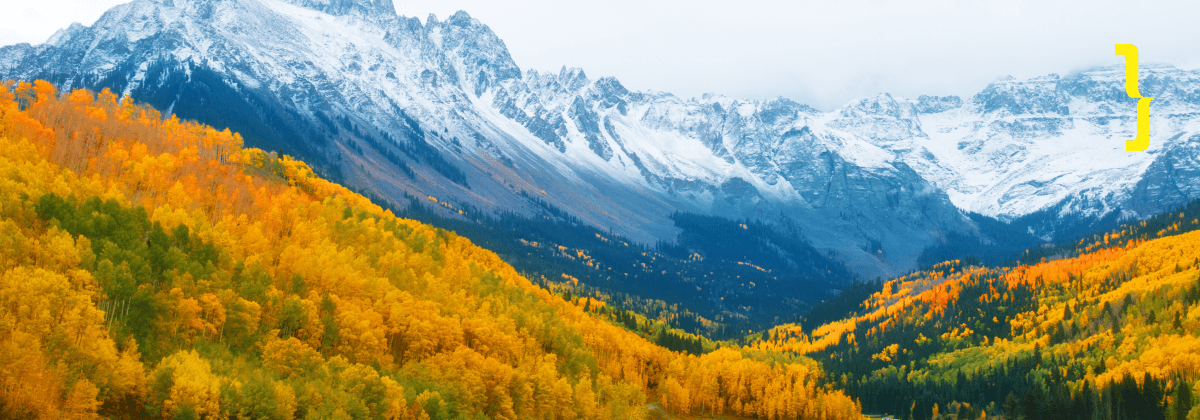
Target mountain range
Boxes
[4,0,1199,282]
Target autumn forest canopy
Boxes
[6,79,1200,420]
[0,81,862,419]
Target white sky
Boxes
[4,0,1199,110]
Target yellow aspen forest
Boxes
[745,204,1200,419]
[0,81,862,419]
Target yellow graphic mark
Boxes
[1115,44,1153,151]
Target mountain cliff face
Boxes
[3,0,1196,279]
[906,67,1200,227]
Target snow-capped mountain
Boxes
[3,0,1196,279]
[906,67,1200,224]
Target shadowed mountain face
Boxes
[0,0,974,280]
[5,0,1199,283]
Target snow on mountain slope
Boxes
[9,0,1197,279]
[887,66,1200,223]
[783,65,1200,237]
[0,0,980,278]
[486,71,973,276]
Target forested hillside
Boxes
[0,81,861,419]
[749,197,1200,419]
[391,197,851,340]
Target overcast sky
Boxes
[4,0,1198,110]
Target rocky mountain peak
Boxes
[279,0,395,17]
[45,23,87,47]
[558,66,589,91]
[972,72,1069,116]
[427,10,521,95]
[825,93,924,144]
[914,95,962,114]
[837,93,916,120]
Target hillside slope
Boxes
[0,0,872,332]
[0,81,860,419]
[751,199,1200,419]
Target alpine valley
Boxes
[11,0,1200,419]
[5,0,1200,335]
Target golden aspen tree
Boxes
[153,350,222,418]
[60,379,101,420]
[573,373,601,419]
